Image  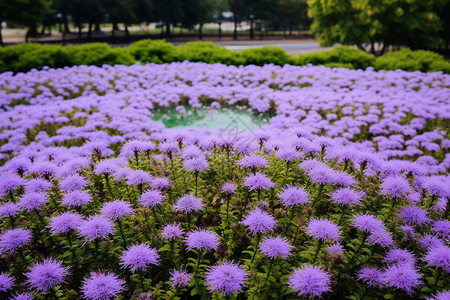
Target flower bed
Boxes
[0,62,449,299]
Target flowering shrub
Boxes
[0,61,449,299]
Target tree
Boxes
[278,0,308,36]
[308,0,447,55]
[227,0,244,39]
[0,0,53,43]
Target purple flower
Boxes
[25,178,52,193]
[259,236,293,259]
[328,243,344,256]
[424,245,450,272]
[288,265,331,298]
[183,156,209,172]
[380,175,414,198]
[125,170,152,186]
[151,177,172,190]
[120,140,155,157]
[0,173,25,196]
[59,174,87,192]
[383,264,421,295]
[351,214,384,233]
[0,228,32,253]
[398,205,429,226]
[419,234,445,249]
[61,190,92,207]
[11,293,33,300]
[185,229,220,251]
[161,223,183,240]
[357,267,383,287]
[139,189,165,208]
[243,172,275,191]
[330,188,365,206]
[304,165,337,185]
[17,192,48,212]
[26,259,68,292]
[239,154,268,170]
[81,272,125,300]
[169,270,192,288]
[432,220,450,239]
[0,273,14,292]
[205,262,248,296]
[101,200,134,220]
[241,209,277,235]
[0,202,20,219]
[384,248,416,267]
[222,182,236,194]
[306,219,341,242]
[279,185,310,207]
[173,194,204,214]
[120,243,160,272]
[77,215,115,242]
[367,229,394,248]
[49,212,83,234]
[428,290,450,300]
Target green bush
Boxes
[0,43,72,73]
[65,43,135,67]
[0,40,449,74]
[374,48,450,73]
[126,39,175,64]
[241,46,295,66]
[172,41,245,65]
[297,46,376,70]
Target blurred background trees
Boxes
[0,0,448,52]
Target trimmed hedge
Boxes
[297,46,376,70]
[0,40,449,74]
[373,48,450,73]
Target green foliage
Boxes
[0,41,449,74]
[126,39,176,64]
[307,0,446,52]
[373,48,450,73]
[65,43,135,67]
[172,41,246,65]
[241,46,295,66]
[297,46,376,69]
[0,43,71,73]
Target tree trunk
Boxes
[198,23,203,40]
[283,27,286,38]
[165,23,171,37]
[370,38,376,55]
[88,21,93,40]
[64,16,70,33]
[0,20,3,47]
[218,22,222,41]
[289,19,293,36]
[250,19,254,39]
[233,19,238,40]
[95,23,101,33]
[78,25,82,41]
[380,41,388,56]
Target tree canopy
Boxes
[308,0,449,54]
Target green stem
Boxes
[195,172,199,197]
[187,213,192,231]
[250,233,262,264]
[338,206,346,226]
[194,251,203,277]
[226,195,231,225]
[139,270,145,291]
[313,184,324,207]
[9,191,15,203]
[262,259,274,289]
[117,219,128,248]
[312,240,323,264]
